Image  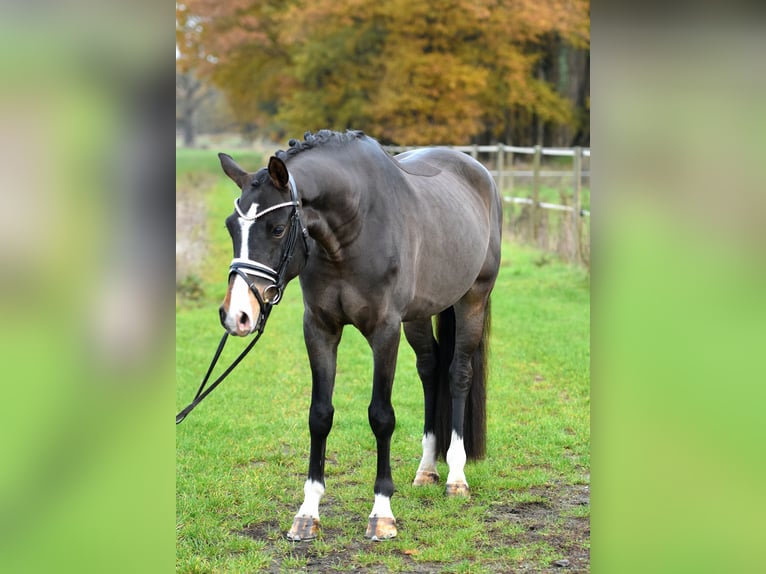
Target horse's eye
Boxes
[272,225,286,238]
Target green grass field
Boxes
[176,148,590,572]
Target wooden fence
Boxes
[384,144,591,267]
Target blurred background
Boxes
[0,0,763,572]
[0,2,174,573]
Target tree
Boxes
[176,3,210,146]
[176,70,214,147]
[177,0,590,145]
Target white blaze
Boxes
[236,201,259,262]
[224,203,260,335]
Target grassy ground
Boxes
[176,148,590,572]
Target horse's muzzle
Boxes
[220,273,262,337]
[220,305,260,337]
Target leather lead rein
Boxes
[176,174,308,425]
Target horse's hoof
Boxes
[412,471,440,486]
[445,482,470,497]
[365,516,397,541]
[287,515,319,541]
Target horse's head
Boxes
[218,153,308,336]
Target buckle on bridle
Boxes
[262,284,282,305]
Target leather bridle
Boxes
[228,173,309,332]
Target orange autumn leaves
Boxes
[177,0,589,144]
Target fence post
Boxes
[532,144,541,242]
[496,143,505,195]
[571,146,582,263]
[507,144,514,195]
[471,144,478,160]
[572,146,583,264]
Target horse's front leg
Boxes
[287,313,341,541]
[364,322,401,540]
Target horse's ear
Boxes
[218,153,249,188]
[268,156,290,190]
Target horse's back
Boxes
[391,147,502,319]
[395,147,500,235]
[396,147,500,211]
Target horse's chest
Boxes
[304,269,401,334]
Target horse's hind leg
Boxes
[403,319,440,486]
[445,291,491,497]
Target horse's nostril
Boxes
[239,312,250,327]
[219,306,227,325]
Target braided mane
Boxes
[275,129,366,161]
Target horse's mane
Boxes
[275,129,366,161]
[274,128,441,178]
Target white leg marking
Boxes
[446,431,468,486]
[369,494,395,519]
[295,479,325,520]
[416,432,438,475]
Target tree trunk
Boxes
[182,111,195,148]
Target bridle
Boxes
[176,172,309,425]
[228,172,309,332]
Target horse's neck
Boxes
[291,156,366,262]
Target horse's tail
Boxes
[434,301,490,461]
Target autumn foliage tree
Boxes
[177,0,589,145]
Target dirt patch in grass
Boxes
[234,483,590,572]
[236,520,283,542]
[485,483,590,572]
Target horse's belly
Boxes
[401,239,488,321]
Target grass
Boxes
[176,148,590,572]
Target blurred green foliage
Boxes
[0,8,173,574]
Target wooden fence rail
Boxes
[383,144,591,267]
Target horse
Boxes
[217,130,502,541]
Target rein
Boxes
[176,174,309,425]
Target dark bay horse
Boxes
[218,130,501,541]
